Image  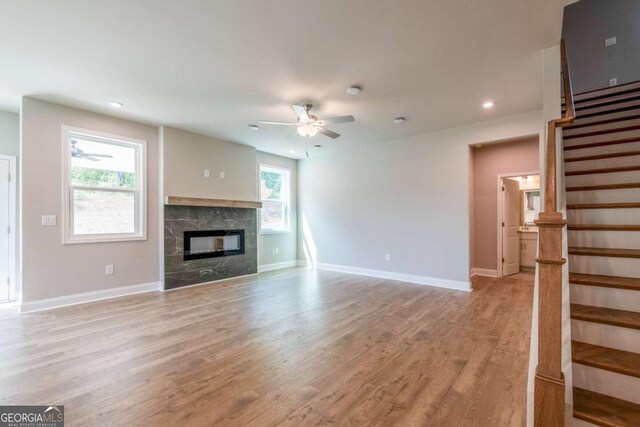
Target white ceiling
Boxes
[0,0,575,159]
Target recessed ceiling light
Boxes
[346,86,361,96]
[290,150,296,153]
[248,124,259,130]
[393,117,406,124]
[314,144,322,148]
[482,101,495,109]
[109,101,123,108]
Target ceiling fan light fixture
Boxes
[248,124,259,130]
[109,101,123,109]
[297,124,318,138]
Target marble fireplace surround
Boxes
[163,197,262,290]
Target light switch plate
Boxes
[41,215,57,226]
[204,169,210,178]
[220,171,225,179]
[609,78,618,87]
[605,37,617,47]
[105,265,114,275]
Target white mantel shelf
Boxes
[164,196,262,209]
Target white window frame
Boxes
[61,125,147,244]
[259,163,291,234]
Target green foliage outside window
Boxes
[261,171,282,200]
[71,167,135,190]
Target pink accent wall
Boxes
[471,137,540,271]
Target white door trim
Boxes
[0,155,17,301]
[496,170,540,278]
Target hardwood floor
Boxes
[0,269,534,426]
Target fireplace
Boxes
[183,229,245,261]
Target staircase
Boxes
[563,81,640,426]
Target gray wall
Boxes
[21,98,160,301]
[562,0,640,93]
[161,126,257,201]
[257,151,298,268]
[0,110,19,156]
[298,110,542,285]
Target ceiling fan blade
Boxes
[315,115,355,126]
[258,120,297,126]
[292,104,309,122]
[285,129,298,140]
[83,153,113,158]
[317,127,340,139]
[83,156,100,161]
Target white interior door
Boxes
[502,178,520,276]
[0,159,9,301]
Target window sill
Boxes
[259,230,292,235]
[63,235,147,245]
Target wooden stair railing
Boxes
[533,40,575,427]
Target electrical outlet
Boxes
[385,253,391,262]
[605,37,617,47]
[105,265,114,275]
[41,215,57,226]
[204,169,210,178]
[609,78,618,87]
[220,171,226,179]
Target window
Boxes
[259,164,290,233]
[62,126,146,243]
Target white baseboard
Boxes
[470,268,498,278]
[299,261,471,292]
[20,281,161,314]
[258,260,299,273]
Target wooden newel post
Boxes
[533,120,567,426]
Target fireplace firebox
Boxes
[183,229,244,261]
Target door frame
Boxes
[0,155,17,301]
[496,170,539,278]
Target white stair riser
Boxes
[566,188,640,204]
[564,141,640,159]
[568,230,640,250]
[575,99,640,118]
[572,364,640,404]
[565,155,640,172]
[572,319,640,353]
[564,129,640,148]
[571,109,640,127]
[569,254,640,277]
[566,170,640,186]
[568,207,640,224]
[564,118,640,137]
[570,284,640,311]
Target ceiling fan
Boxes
[71,140,113,162]
[259,104,354,139]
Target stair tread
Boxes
[563,136,640,151]
[572,341,640,378]
[569,247,640,258]
[570,273,640,291]
[567,202,640,209]
[573,387,640,427]
[564,123,640,140]
[568,224,640,231]
[565,150,640,162]
[565,165,640,176]
[566,182,640,192]
[571,303,640,330]
[564,114,640,130]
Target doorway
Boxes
[497,173,541,277]
[0,155,16,302]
